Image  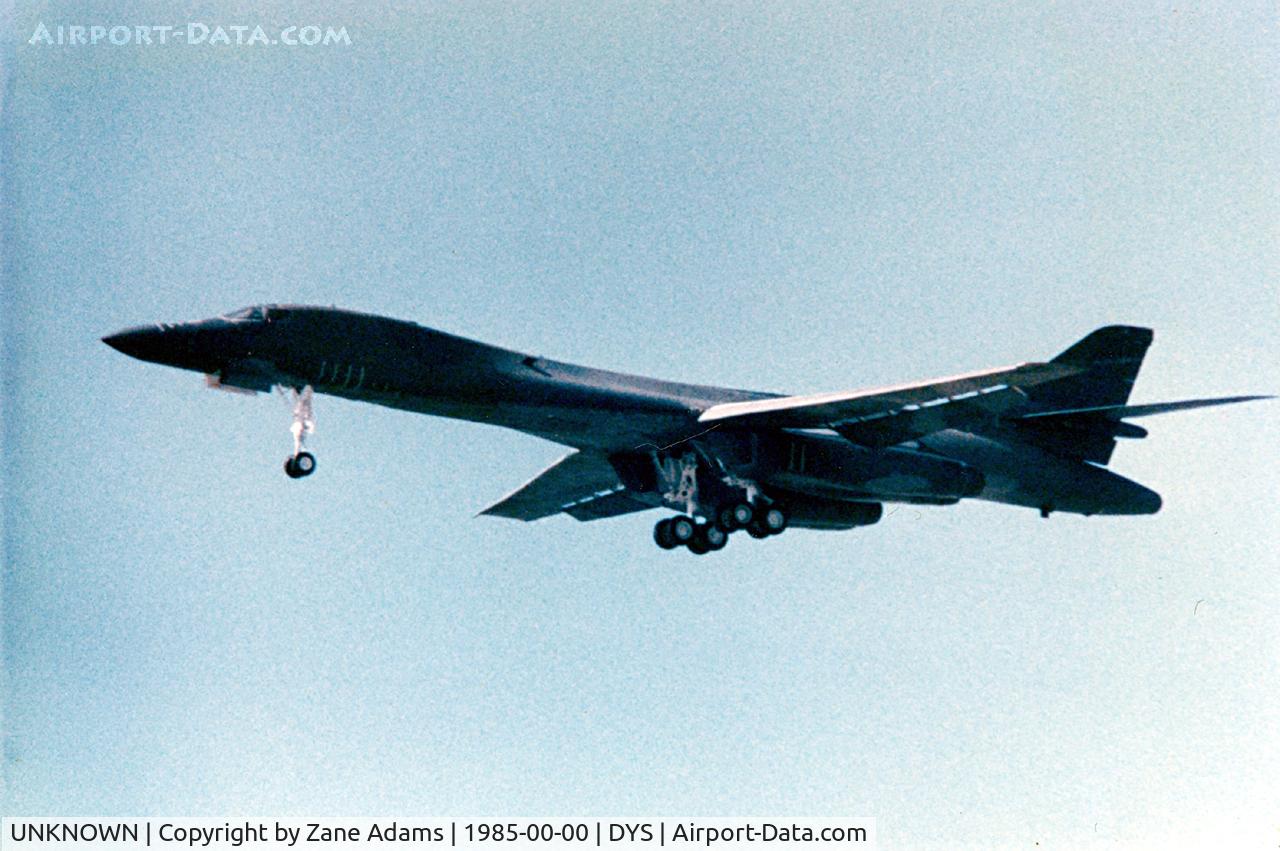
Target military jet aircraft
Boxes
[103,306,1268,554]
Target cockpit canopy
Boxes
[221,305,270,323]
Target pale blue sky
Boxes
[3,3,1278,849]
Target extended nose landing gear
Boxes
[285,451,316,479]
[653,502,787,555]
[281,385,317,479]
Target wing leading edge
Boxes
[479,450,652,522]
[697,361,1081,448]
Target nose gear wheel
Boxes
[280,385,317,478]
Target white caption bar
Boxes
[4,818,876,850]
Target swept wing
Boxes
[479,450,651,522]
[697,362,1080,447]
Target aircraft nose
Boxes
[102,325,172,363]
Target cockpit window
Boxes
[222,306,268,322]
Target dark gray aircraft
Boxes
[104,306,1268,553]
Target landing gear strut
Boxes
[282,385,317,479]
[648,447,788,554]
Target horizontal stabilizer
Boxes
[1018,395,1273,421]
[698,362,1080,448]
[1014,394,1272,464]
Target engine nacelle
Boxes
[778,492,884,530]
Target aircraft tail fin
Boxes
[1015,326,1271,464]
[1011,325,1153,465]
[1030,325,1153,412]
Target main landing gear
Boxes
[282,385,317,479]
[653,501,788,555]
[654,515,728,553]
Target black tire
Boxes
[669,515,697,544]
[654,518,679,550]
[284,457,302,478]
[701,524,728,551]
[687,537,710,555]
[294,451,316,477]
[716,505,738,532]
[761,505,788,534]
[746,520,770,539]
[717,501,753,532]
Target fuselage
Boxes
[103,304,1162,517]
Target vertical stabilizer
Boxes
[1013,326,1154,464]
[1032,325,1153,412]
